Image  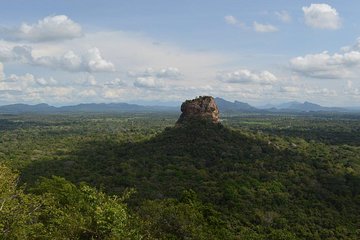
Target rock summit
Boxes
[177,96,220,124]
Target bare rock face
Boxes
[177,96,220,124]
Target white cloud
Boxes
[0,45,115,72]
[0,72,58,93]
[0,29,234,104]
[347,80,353,89]
[15,30,228,89]
[39,86,74,98]
[0,30,232,104]
[0,15,83,42]
[217,69,278,84]
[75,74,118,88]
[133,77,160,89]
[128,67,182,89]
[58,50,82,71]
[0,64,59,101]
[78,89,98,97]
[53,47,115,72]
[278,85,337,98]
[305,87,337,96]
[34,77,57,86]
[341,38,360,52]
[0,62,3,80]
[253,22,278,33]
[290,50,360,79]
[224,15,238,25]
[82,75,97,86]
[105,78,127,87]
[275,11,292,23]
[4,73,37,87]
[128,67,182,80]
[0,45,13,61]
[345,80,360,98]
[82,48,115,72]
[224,15,246,29]
[156,67,182,79]
[226,17,278,33]
[302,4,341,30]
[10,85,74,104]
[279,86,299,93]
[102,88,126,99]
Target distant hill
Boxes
[215,98,350,113]
[0,103,58,114]
[59,103,177,113]
[257,103,277,109]
[0,102,177,114]
[214,97,259,113]
[276,101,346,112]
[277,101,302,109]
[0,99,355,114]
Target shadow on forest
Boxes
[0,118,51,131]
[16,120,360,239]
[20,120,303,200]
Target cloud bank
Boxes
[0,45,115,72]
[302,4,341,30]
[253,22,278,33]
[0,15,83,42]
[290,39,360,79]
[217,69,278,85]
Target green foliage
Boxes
[30,176,140,239]
[1,113,360,239]
[0,165,141,239]
[0,164,44,239]
[138,190,231,239]
[223,113,360,146]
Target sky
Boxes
[1,0,360,106]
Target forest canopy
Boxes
[1,113,360,239]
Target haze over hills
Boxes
[0,98,356,114]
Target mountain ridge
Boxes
[0,102,177,114]
[0,99,356,114]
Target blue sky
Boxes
[1,0,360,106]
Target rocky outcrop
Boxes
[177,96,220,124]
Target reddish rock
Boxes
[177,96,220,124]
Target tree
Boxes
[1,165,141,240]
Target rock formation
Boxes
[177,96,220,124]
